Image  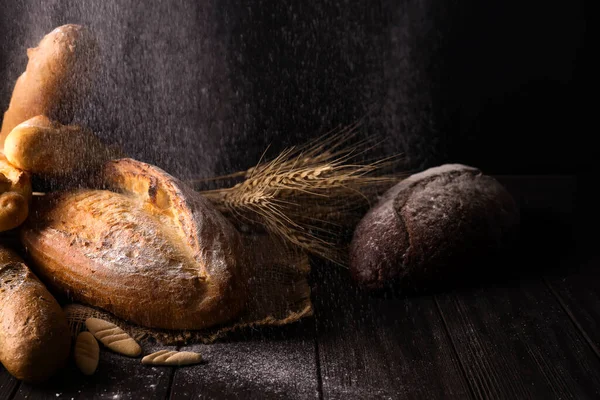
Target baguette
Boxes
[0,24,97,147]
[21,158,247,330]
[0,246,71,383]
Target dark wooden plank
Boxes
[314,266,473,399]
[169,322,319,400]
[546,255,600,354]
[13,342,175,400]
[0,366,20,400]
[436,278,600,399]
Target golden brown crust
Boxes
[0,24,97,147]
[0,246,71,383]
[3,115,115,175]
[349,164,519,290]
[74,331,99,376]
[21,159,247,330]
[0,153,31,232]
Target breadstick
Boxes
[0,246,71,382]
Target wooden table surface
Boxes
[2,175,592,400]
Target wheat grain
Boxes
[197,124,405,265]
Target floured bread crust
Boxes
[74,332,99,375]
[21,158,247,330]
[141,350,202,366]
[0,246,71,383]
[0,153,32,232]
[85,318,141,357]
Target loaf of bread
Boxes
[3,115,116,176]
[349,164,519,290]
[0,24,97,147]
[0,246,71,382]
[20,158,247,330]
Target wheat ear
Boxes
[197,124,405,265]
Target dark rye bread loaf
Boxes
[349,164,519,290]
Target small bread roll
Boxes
[85,318,141,357]
[21,158,247,330]
[0,154,31,232]
[141,350,202,366]
[4,115,116,175]
[74,332,100,375]
[0,246,71,383]
[0,24,98,148]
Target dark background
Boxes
[0,5,595,398]
[0,0,589,180]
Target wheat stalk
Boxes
[196,124,405,265]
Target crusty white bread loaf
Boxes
[0,246,71,383]
[21,158,247,330]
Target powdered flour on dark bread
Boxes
[349,164,519,290]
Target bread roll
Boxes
[0,24,97,147]
[3,115,115,175]
[0,246,71,383]
[141,350,202,366]
[21,158,247,330]
[0,153,31,232]
[74,332,99,376]
[349,164,519,290]
[85,318,141,357]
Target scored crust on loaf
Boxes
[85,318,141,357]
[0,24,98,147]
[21,158,247,330]
[100,158,241,282]
[74,331,100,375]
[349,164,519,289]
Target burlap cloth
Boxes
[63,233,313,345]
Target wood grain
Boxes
[0,365,20,399]
[436,279,600,399]
[546,255,600,354]
[169,322,319,399]
[314,266,472,399]
[0,174,582,400]
[12,343,175,400]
